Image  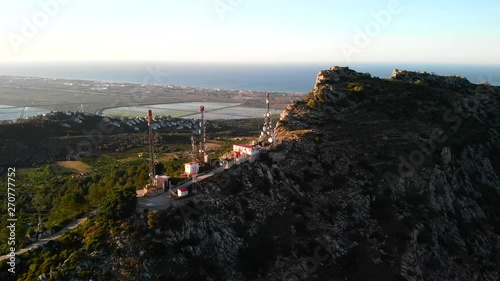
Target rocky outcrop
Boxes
[271,67,500,281]
[391,69,471,89]
[316,66,371,84]
[125,67,498,281]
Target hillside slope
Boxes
[8,66,500,281]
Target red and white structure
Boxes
[177,187,189,197]
[184,105,205,179]
[233,144,260,157]
[142,109,170,197]
[155,175,170,189]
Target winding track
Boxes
[0,210,97,262]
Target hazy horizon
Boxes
[2,1,500,64]
[1,61,499,92]
[1,1,499,91]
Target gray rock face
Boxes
[269,67,500,281]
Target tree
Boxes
[147,210,160,229]
[155,162,166,175]
[98,186,137,220]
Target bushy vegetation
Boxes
[82,154,117,169]
[347,82,365,92]
[0,155,146,255]
[163,156,189,177]
[214,118,263,137]
[305,86,326,109]
[1,217,120,281]
[307,98,318,109]
[0,169,138,280]
[97,185,137,220]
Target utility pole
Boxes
[35,195,43,233]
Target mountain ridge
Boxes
[5,66,500,281]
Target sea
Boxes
[0,62,498,121]
[0,62,499,93]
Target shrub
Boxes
[347,82,365,92]
[307,98,317,109]
[147,210,160,229]
[98,186,137,220]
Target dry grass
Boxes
[276,129,313,139]
[57,161,92,173]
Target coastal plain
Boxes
[0,75,305,120]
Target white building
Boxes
[177,187,189,197]
[155,175,170,189]
[233,144,260,157]
[185,162,200,176]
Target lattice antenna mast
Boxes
[260,93,274,143]
[19,107,26,120]
[191,135,197,161]
[147,109,156,183]
[199,106,207,160]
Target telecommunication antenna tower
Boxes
[147,109,156,185]
[260,93,275,144]
[199,106,207,160]
[191,135,197,161]
[19,107,26,120]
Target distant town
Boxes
[0,75,305,121]
[31,110,220,134]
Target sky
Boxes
[0,0,499,65]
